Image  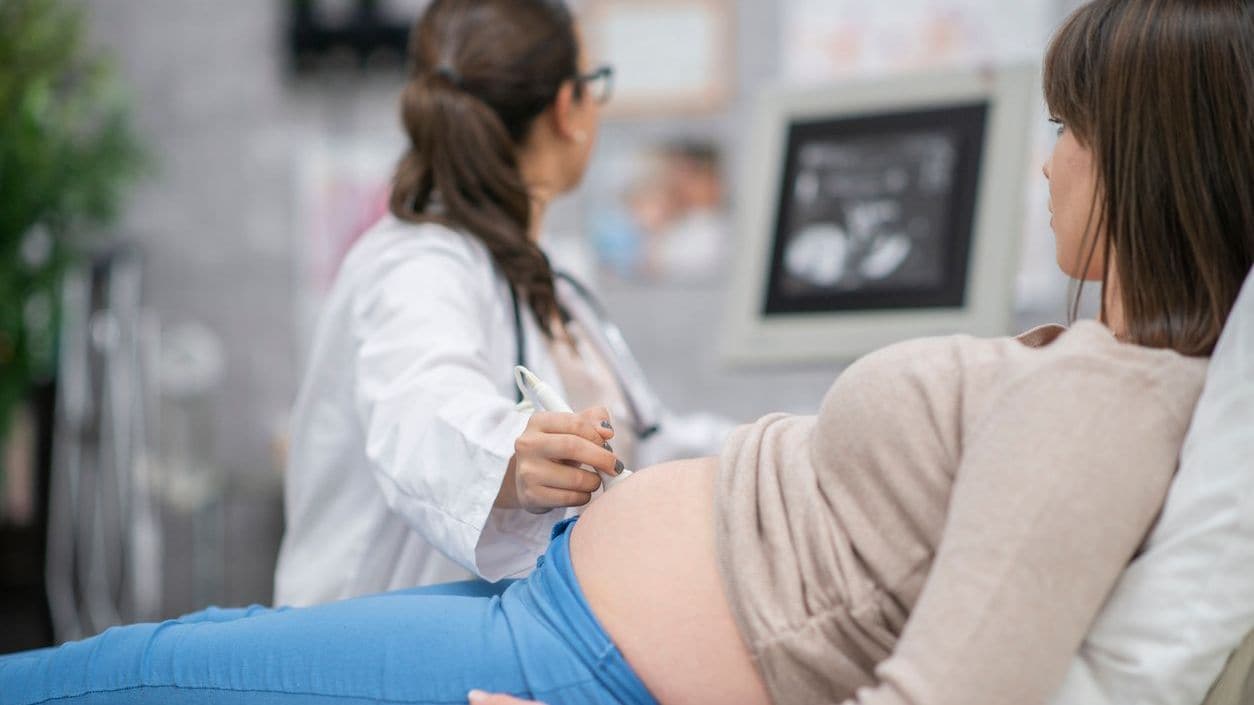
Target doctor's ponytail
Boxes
[390,0,581,336]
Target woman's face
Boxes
[1043,120,1105,280]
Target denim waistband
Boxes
[511,517,660,705]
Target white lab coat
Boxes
[274,215,726,607]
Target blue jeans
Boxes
[0,519,658,705]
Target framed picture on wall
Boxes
[582,0,735,117]
[722,65,1039,364]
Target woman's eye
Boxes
[1048,118,1065,137]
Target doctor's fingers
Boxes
[543,434,618,476]
[518,465,600,511]
[525,459,604,494]
[575,406,615,438]
[526,485,595,512]
[515,431,617,477]
[524,411,612,446]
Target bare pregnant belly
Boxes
[570,458,772,705]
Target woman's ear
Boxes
[550,80,582,143]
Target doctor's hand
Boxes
[498,408,619,514]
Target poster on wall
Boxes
[781,0,1055,83]
[583,138,731,283]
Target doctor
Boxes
[274,0,727,606]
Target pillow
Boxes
[1049,267,1254,705]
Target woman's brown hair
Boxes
[390,0,581,335]
[1044,0,1254,356]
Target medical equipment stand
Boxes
[46,247,163,642]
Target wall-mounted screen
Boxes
[766,103,988,315]
[723,66,1038,364]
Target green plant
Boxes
[0,0,145,480]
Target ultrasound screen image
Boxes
[764,102,988,315]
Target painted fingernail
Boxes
[467,690,488,704]
[614,459,625,475]
[602,442,614,453]
[600,420,613,430]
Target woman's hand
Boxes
[467,690,545,705]
[497,407,619,514]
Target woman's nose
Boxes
[1041,159,1051,180]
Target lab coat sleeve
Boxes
[350,245,556,582]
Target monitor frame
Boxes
[722,65,1039,365]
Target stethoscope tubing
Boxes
[508,272,661,439]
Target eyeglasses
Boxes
[574,64,615,105]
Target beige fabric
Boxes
[714,321,1210,705]
[1201,629,1254,705]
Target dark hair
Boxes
[390,0,580,336]
[1044,0,1254,356]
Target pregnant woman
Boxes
[2,0,1251,704]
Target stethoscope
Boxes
[508,271,662,440]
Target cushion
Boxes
[1049,267,1254,705]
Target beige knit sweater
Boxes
[714,322,1209,705]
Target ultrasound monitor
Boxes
[723,65,1038,364]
